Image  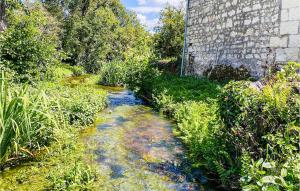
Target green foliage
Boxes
[130,62,300,189]
[98,58,154,87]
[241,144,300,191]
[0,2,61,82]
[219,62,300,190]
[48,162,99,191]
[276,62,300,82]
[41,83,107,126]
[172,101,223,167]
[0,72,108,188]
[134,72,222,103]
[153,5,184,58]
[70,65,85,77]
[0,72,57,164]
[98,60,128,86]
[0,125,104,190]
[220,69,299,160]
[127,70,235,186]
[153,57,181,74]
[60,0,152,73]
[45,64,73,81]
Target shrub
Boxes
[172,101,220,159]
[219,62,300,190]
[45,64,73,81]
[98,61,128,86]
[0,3,61,82]
[241,137,300,191]
[70,66,85,77]
[42,84,107,126]
[129,62,300,189]
[98,59,153,88]
[153,90,237,187]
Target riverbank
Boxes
[0,73,108,190]
[130,63,300,190]
[131,73,228,188]
[0,74,203,191]
[1,63,299,191]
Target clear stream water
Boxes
[83,88,203,191]
[0,83,207,190]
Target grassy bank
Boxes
[0,66,108,190]
[131,63,300,190]
[131,73,228,187]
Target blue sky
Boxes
[121,0,184,31]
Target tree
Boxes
[0,2,61,81]
[59,0,151,73]
[0,0,21,31]
[153,5,184,59]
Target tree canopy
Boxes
[0,0,152,80]
[44,0,152,73]
[153,5,184,59]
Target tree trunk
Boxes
[0,0,7,31]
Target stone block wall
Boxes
[185,0,300,78]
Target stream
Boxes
[84,88,202,190]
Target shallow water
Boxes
[84,88,202,191]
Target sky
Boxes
[121,0,184,32]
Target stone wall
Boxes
[185,0,300,78]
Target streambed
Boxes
[0,83,205,190]
[84,88,201,190]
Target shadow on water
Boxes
[84,88,208,190]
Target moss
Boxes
[205,65,251,81]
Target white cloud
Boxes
[136,14,159,32]
[130,6,162,14]
[136,14,147,24]
[137,0,147,5]
[130,0,184,32]
[137,0,183,7]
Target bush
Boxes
[45,64,73,81]
[0,3,61,82]
[149,80,237,187]
[98,61,128,86]
[70,66,85,77]
[98,59,153,88]
[172,101,221,161]
[219,62,300,190]
[41,84,107,126]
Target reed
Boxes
[0,72,54,164]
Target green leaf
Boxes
[280,168,287,177]
[257,170,266,175]
[256,158,264,167]
[262,162,274,169]
[260,176,276,184]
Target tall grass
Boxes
[0,72,55,164]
